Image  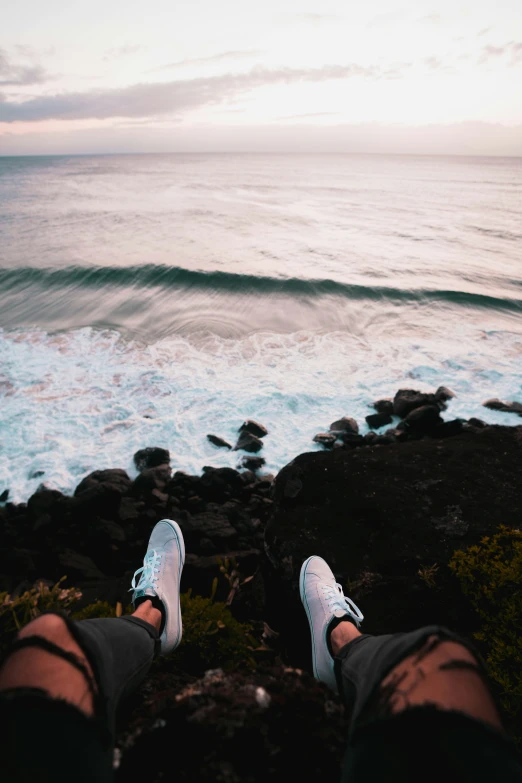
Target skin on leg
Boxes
[330,624,503,731]
[0,601,161,718]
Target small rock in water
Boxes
[239,420,268,438]
[134,447,171,472]
[234,431,263,453]
[207,434,233,450]
[435,386,456,403]
[365,413,393,430]
[372,399,394,415]
[240,455,266,471]
[0,489,9,502]
[467,417,488,429]
[393,389,439,418]
[313,433,336,448]
[329,416,359,434]
[482,398,522,415]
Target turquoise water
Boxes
[1,153,521,500]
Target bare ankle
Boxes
[330,619,361,656]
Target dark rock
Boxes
[58,548,106,580]
[133,447,171,472]
[200,467,244,502]
[133,465,172,498]
[402,405,442,435]
[329,417,359,434]
[186,511,237,542]
[118,496,141,522]
[29,470,45,479]
[239,419,268,438]
[365,412,393,430]
[436,386,456,403]
[437,419,465,438]
[483,398,522,416]
[98,518,126,542]
[338,432,364,448]
[364,432,378,444]
[0,489,8,502]
[240,455,266,471]
[313,433,336,448]
[468,417,488,429]
[393,388,447,418]
[265,426,522,668]
[118,666,348,783]
[27,486,68,519]
[75,469,131,497]
[207,434,232,450]
[372,399,394,415]
[234,431,263,453]
[284,477,303,499]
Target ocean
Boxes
[1,152,521,502]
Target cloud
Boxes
[0,49,49,86]
[155,50,263,71]
[0,62,393,123]
[104,45,141,61]
[478,41,522,65]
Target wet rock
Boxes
[402,405,442,435]
[0,489,8,503]
[467,417,488,429]
[365,412,393,430]
[364,432,378,444]
[393,389,440,418]
[132,465,172,498]
[313,433,336,448]
[207,434,232,450]
[240,455,266,471]
[338,432,364,448]
[29,470,45,479]
[234,431,263,453]
[71,483,123,519]
[436,386,456,403]
[483,398,522,416]
[437,419,464,438]
[372,399,394,415]
[133,447,171,472]
[75,469,131,497]
[27,486,68,519]
[329,416,359,434]
[239,419,268,438]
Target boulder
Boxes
[132,465,172,498]
[27,486,68,519]
[58,548,106,580]
[313,433,336,448]
[234,431,263,453]
[338,432,364,448]
[393,389,440,418]
[436,386,456,403]
[402,405,442,435]
[365,412,393,430]
[483,398,522,416]
[0,489,8,503]
[240,456,266,471]
[75,469,131,497]
[200,467,244,502]
[329,417,359,434]
[239,420,268,438]
[207,434,232,450]
[133,447,171,472]
[372,399,394,415]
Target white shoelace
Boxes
[130,549,161,595]
[321,582,364,625]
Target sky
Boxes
[1,0,522,155]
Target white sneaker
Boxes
[299,555,364,693]
[130,519,185,655]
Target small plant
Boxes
[0,578,82,654]
[169,589,258,673]
[71,600,131,621]
[450,526,522,719]
[217,556,254,606]
[418,563,439,589]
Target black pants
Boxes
[1,617,521,782]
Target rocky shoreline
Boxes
[1,387,522,777]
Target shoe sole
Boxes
[159,518,185,651]
[299,555,320,681]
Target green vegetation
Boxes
[450,525,522,718]
[0,577,258,673]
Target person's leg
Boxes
[0,518,185,782]
[300,555,522,782]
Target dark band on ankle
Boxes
[326,615,356,658]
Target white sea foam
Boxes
[1,326,521,503]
